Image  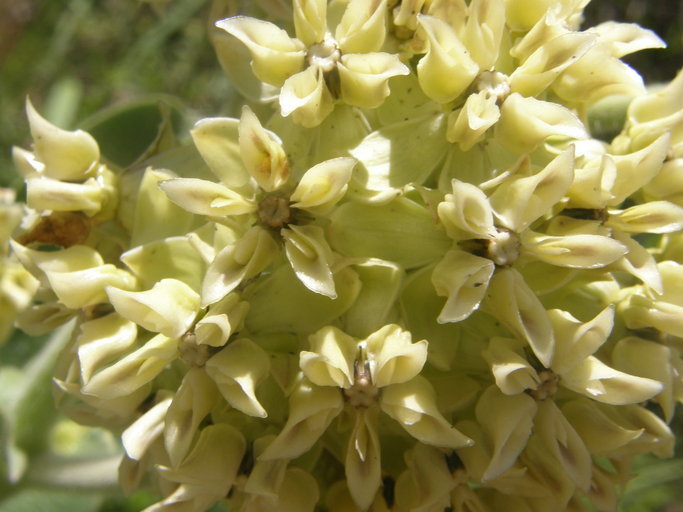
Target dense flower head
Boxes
[4,1,683,511]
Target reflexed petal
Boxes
[482,337,540,395]
[159,177,256,217]
[259,380,343,460]
[164,368,219,467]
[205,338,270,417]
[490,148,575,232]
[216,16,305,86]
[239,106,290,192]
[416,15,479,103]
[202,226,278,306]
[282,224,336,298]
[338,53,409,109]
[495,94,588,154]
[364,324,428,387]
[345,409,382,511]
[521,230,627,269]
[607,134,670,205]
[280,67,335,127]
[432,250,494,323]
[122,395,172,461]
[190,117,249,189]
[83,333,179,399]
[549,306,614,375]
[509,32,597,97]
[194,293,249,347]
[589,21,666,57]
[608,201,683,234]
[476,386,537,482]
[608,230,663,293]
[553,45,645,105]
[77,313,138,383]
[47,264,137,310]
[562,399,644,456]
[290,157,355,215]
[300,325,357,388]
[485,269,554,368]
[26,99,99,180]
[107,279,199,338]
[380,376,473,448]
[561,355,663,405]
[613,337,675,422]
[26,177,104,216]
[535,400,592,491]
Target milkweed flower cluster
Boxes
[5,0,683,510]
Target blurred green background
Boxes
[0,1,682,511]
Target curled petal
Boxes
[290,157,355,215]
[216,16,305,86]
[432,250,494,323]
[282,224,336,298]
[364,324,428,387]
[159,178,256,217]
[239,106,290,192]
[300,325,357,388]
[205,338,270,418]
[259,380,343,460]
[380,376,473,448]
[416,15,479,103]
[107,279,199,338]
[26,99,99,180]
[338,53,409,109]
[485,269,554,368]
